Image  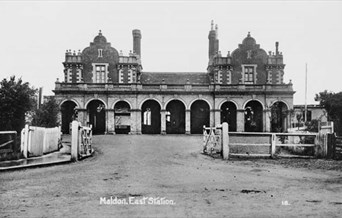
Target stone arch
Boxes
[111,99,133,110]
[60,100,78,134]
[164,98,187,111]
[139,98,162,110]
[85,98,107,109]
[218,99,238,110]
[165,100,186,134]
[242,98,264,110]
[189,98,212,110]
[87,99,106,134]
[269,100,290,110]
[244,100,263,132]
[59,99,80,108]
[190,100,210,134]
[220,101,237,132]
[270,101,289,132]
[114,101,131,134]
[141,99,161,134]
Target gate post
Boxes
[71,121,79,161]
[271,134,276,158]
[222,122,229,160]
[23,124,29,158]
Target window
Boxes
[302,110,312,122]
[267,71,272,84]
[95,65,106,83]
[226,70,231,84]
[244,66,254,84]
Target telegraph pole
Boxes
[304,63,308,123]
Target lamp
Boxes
[97,104,105,113]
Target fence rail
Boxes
[203,123,325,159]
[0,131,17,154]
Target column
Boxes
[129,109,136,134]
[107,109,115,134]
[185,109,191,135]
[264,109,271,132]
[161,110,166,134]
[210,109,215,127]
[214,109,221,126]
[77,109,87,126]
[130,109,141,134]
[236,109,245,132]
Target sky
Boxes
[0,1,341,105]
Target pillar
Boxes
[214,109,221,126]
[210,109,215,127]
[185,109,191,134]
[77,109,87,126]
[264,109,271,132]
[71,121,79,162]
[107,109,115,134]
[130,109,141,134]
[236,109,245,132]
[161,110,166,134]
[129,109,136,134]
[222,122,229,160]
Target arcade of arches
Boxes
[59,98,291,135]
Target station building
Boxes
[54,22,295,134]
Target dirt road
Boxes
[1,135,342,217]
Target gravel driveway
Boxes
[1,135,342,217]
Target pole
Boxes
[304,63,308,123]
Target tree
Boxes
[315,90,342,135]
[305,119,319,132]
[0,76,36,133]
[31,97,60,128]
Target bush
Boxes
[31,97,60,128]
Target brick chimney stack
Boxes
[132,29,141,57]
[208,20,219,59]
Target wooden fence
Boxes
[0,131,17,159]
[203,123,326,159]
[71,121,93,161]
[21,125,62,158]
[327,133,342,159]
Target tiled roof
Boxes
[140,72,210,85]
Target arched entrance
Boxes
[141,100,161,134]
[114,101,131,134]
[221,101,237,132]
[60,100,77,134]
[245,100,263,132]
[191,100,210,134]
[166,100,185,134]
[87,100,106,134]
[271,101,288,132]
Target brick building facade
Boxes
[54,22,295,134]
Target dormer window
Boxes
[242,65,257,84]
[95,65,105,83]
[98,49,103,57]
[244,67,254,84]
[92,63,108,83]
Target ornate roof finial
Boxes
[247,32,251,37]
[211,20,214,30]
[99,30,102,35]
